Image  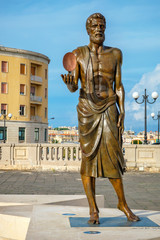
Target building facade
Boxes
[0,46,50,143]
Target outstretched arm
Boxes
[61,50,79,93]
[114,49,125,134]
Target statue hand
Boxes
[61,74,78,92]
[117,113,124,134]
[61,73,74,85]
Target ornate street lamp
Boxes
[132,89,158,144]
[0,112,12,143]
[151,111,160,143]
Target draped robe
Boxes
[76,46,125,178]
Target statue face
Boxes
[88,18,105,45]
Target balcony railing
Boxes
[30,115,42,122]
[31,75,42,83]
[30,95,42,103]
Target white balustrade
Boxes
[1,143,160,172]
[0,143,82,170]
[39,144,81,163]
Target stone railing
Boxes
[40,143,82,170]
[0,143,82,171]
[0,143,160,172]
[124,144,160,172]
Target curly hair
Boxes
[86,13,106,32]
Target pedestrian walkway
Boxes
[0,170,159,211]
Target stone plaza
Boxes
[0,170,160,239]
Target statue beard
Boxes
[90,34,105,45]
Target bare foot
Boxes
[88,212,100,225]
[118,203,140,222]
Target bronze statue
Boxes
[61,13,140,224]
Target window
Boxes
[45,69,47,79]
[45,88,47,98]
[31,106,35,116]
[31,66,36,75]
[45,108,47,118]
[20,105,25,116]
[34,128,39,142]
[20,84,26,95]
[0,127,7,141]
[19,128,25,141]
[1,104,7,115]
[1,61,8,73]
[44,129,47,142]
[31,86,35,96]
[1,82,7,94]
[20,64,26,74]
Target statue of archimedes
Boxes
[61,13,140,224]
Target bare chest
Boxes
[91,52,116,74]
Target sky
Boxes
[1,0,160,133]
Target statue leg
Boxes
[81,174,99,224]
[109,178,140,222]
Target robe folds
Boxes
[76,46,126,178]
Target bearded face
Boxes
[88,18,105,45]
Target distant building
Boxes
[135,131,158,144]
[48,126,79,143]
[122,130,135,144]
[0,46,50,143]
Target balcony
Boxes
[30,94,42,104]
[30,115,42,122]
[31,75,42,84]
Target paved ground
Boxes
[0,170,159,211]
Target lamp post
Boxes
[151,111,160,143]
[48,117,55,143]
[0,112,12,143]
[132,89,158,144]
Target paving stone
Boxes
[0,170,159,211]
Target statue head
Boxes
[86,13,106,45]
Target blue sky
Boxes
[1,0,160,133]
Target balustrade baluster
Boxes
[76,146,79,161]
[54,146,58,161]
[59,147,63,161]
[43,147,47,161]
[70,147,74,161]
[48,147,52,160]
[65,147,68,161]
[79,147,82,161]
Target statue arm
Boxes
[114,49,125,133]
[61,49,79,93]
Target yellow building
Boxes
[0,46,50,143]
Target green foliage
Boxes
[52,139,58,143]
[132,140,142,144]
[54,127,69,130]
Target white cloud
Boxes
[133,112,143,121]
[125,64,160,129]
[129,64,160,97]
[125,101,141,112]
